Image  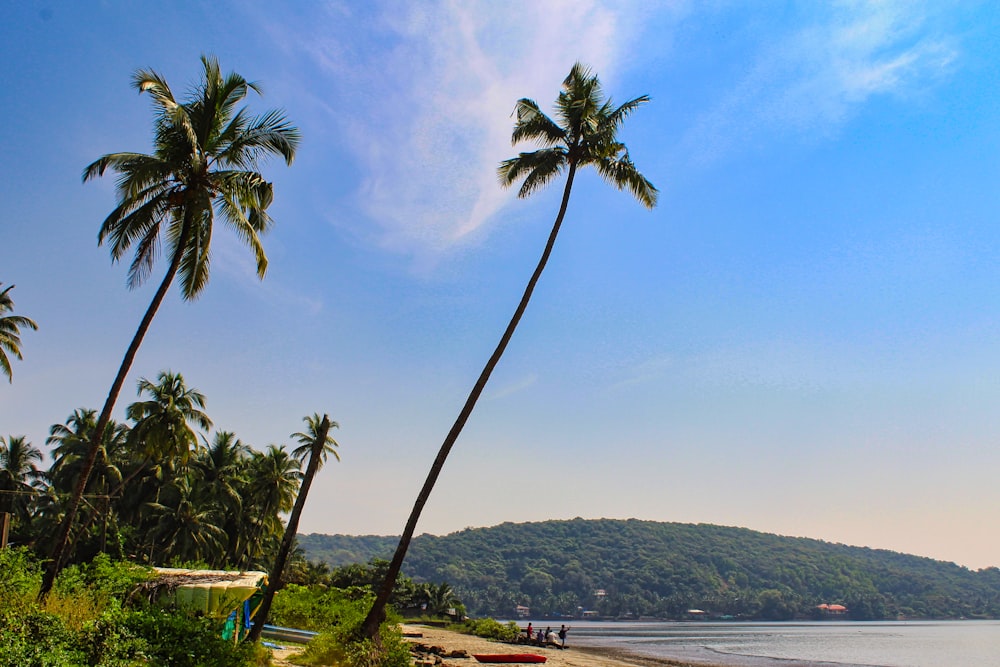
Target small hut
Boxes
[146,567,268,641]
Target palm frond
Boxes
[98,189,169,263]
[216,109,299,168]
[175,205,213,300]
[594,153,659,209]
[510,99,564,146]
[83,152,157,183]
[125,218,163,290]
[600,95,650,135]
[218,193,268,279]
[498,148,566,198]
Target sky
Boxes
[2,1,1000,570]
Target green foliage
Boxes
[458,618,522,643]
[0,547,41,599]
[299,519,1000,621]
[0,551,260,666]
[278,586,409,667]
[0,608,87,666]
[54,553,153,602]
[269,583,367,631]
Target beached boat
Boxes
[472,655,547,664]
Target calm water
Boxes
[561,620,1000,667]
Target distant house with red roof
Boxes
[816,603,848,616]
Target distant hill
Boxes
[298,518,1000,620]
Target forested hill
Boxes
[298,518,1000,620]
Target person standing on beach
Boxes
[558,625,569,648]
[526,623,533,642]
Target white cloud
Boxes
[297,1,634,268]
[686,0,958,163]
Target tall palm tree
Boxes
[0,283,38,383]
[250,414,338,642]
[0,435,43,540]
[194,431,251,566]
[44,409,129,557]
[236,445,301,569]
[145,476,226,564]
[42,56,299,595]
[361,63,657,638]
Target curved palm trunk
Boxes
[40,216,192,598]
[360,163,579,639]
[249,415,331,643]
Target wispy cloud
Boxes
[487,372,539,400]
[288,1,636,268]
[686,0,958,163]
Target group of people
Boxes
[523,623,570,648]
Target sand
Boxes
[399,624,728,667]
[268,623,839,667]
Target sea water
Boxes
[564,620,1000,667]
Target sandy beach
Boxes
[399,624,728,667]
[269,623,849,667]
[396,624,855,667]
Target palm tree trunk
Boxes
[360,163,579,639]
[40,215,192,598]
[249,415,330,643]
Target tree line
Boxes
[299,518,1000,621]
[1,370,335,575]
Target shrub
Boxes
[458,618,521,643]
[0,607,88,666]
[0,552,256,666]
[282,588,409,667]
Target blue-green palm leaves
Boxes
[126,371,211,465]
[83,55,300,298]
[498,62,657,207]
[0,435,43,520]
[291,413,340,467]
[0,283,38,382]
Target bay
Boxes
[561,620,1000,667]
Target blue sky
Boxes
[3,1,1000,569]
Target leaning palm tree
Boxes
[42,55,299,596]
[361,63,657,638]
[0,283,38,383]
[249,413,338,642]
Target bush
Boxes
[0,607,88,666]
[457,618,521,643]
[280,587,409,667]
[0,552,258,666]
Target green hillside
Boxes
[298,518,1000,620]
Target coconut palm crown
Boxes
[84,54,299,296]
[498,62,657,208]
[0,283,38,383]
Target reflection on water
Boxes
[564,620,1000,667]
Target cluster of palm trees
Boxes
[1,370,335,571]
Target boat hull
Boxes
[472,655,547,664]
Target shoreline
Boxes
[401,624,862,667]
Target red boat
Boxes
[472,655,547,664]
